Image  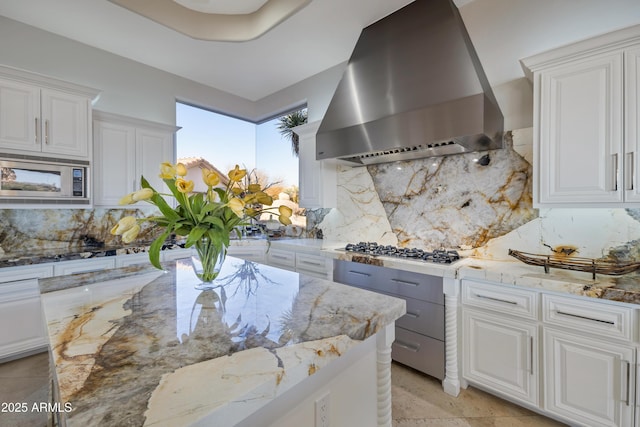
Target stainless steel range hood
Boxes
[316,0,503,165]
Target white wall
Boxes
[0,16,343,126]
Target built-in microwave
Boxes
[0,155,89,204]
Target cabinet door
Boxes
[544,328,634,427]
[538,52,623,204]
[0,279,47,360]
[40,89,90,158]
[93,120,136,206]
[625,46,640,202]
[462,309,538,406]
[136,127,174,199]
[0,78,39,152]
[53,258,116,276]
[295,121,336,209]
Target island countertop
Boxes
[39,256,405,427]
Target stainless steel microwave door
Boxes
[1,167,61,193]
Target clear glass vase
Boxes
[190,238,227,290]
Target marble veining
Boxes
[368,136,536,250]
[0,208,160,257]
[39,257,405,426]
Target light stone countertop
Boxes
[38,256,405,427]
[456,256,640,305]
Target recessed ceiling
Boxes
[110,0,312,42]
[174,0,269,15]
[0,0,639,103]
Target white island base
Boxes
[232,323,395,427]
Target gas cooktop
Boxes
[343,242,461,264]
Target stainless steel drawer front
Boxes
[333,260,443,303]
[393,327,445,380]
[334,259,445,378]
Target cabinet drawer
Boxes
[333,260,443,304]
[53,258,116,276]
[397,298,444,340]
[227,246,265,263]
[542,294,634,342]
[295,253,329,275]
[0,278,40,302]
[267,248,296,270]
[392,327,444,380]
[0,264,54,283]
[162,248,190,262]
[115,253,149,267]
[462,279,538,320]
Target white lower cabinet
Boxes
[462,309,538,406]
[227,245,266,263]
[266,248,296,271]
[265,244,332,279]
[544,327,635,427]
[0,265,54,360]
[461,278,640,427]
[53,257,116,276]
[0,279,48,360]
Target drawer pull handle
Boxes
[394,340,420,352]
[348,270,371,277]
[555,310,615,325]
[404,311,420,319]
[529,336,534,375]
[623,360,631,406]
[391,278,419,287]
[299,260,322,266]
[75,268,106,275]
[613,153,619,191]
[474,293,517,305]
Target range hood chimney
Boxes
[316,0,503,165]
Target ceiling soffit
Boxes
[109,0,311,42]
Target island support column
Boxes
[442,277,461,396]
[376,323,395,427]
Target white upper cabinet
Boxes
[93,111,177,207]
[625,45,640,202]
[0,65,99,160]
[294,120,337,209]
[522,24,640,207]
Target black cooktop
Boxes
[344,242,460,264]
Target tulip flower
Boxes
[228,165,247,182]
[175,163,187,177]
[132,188,154,202]
[256,192,273,205]
[110,216,138,236]
[159,162,176,179]
[228,198,245,217]
[201,168,220,187]
[122,224,141,244]
[118,193,135,205]
[175,178,194,193]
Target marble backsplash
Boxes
[318,130,537,250]
[316,128,640,263]
[0,208,158,256]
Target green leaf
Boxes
[148,227,173,270]
[191,193,204,215]
[185,226,208,247]
[201,215,225,230]
[214,187,228,203]
[141,176,181,222]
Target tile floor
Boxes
[0,352,566,426]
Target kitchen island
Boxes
[38,256,405,427]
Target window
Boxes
[176,102,305,227]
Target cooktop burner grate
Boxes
[344,242,460,264]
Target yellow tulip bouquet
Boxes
[111,162,292,283]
